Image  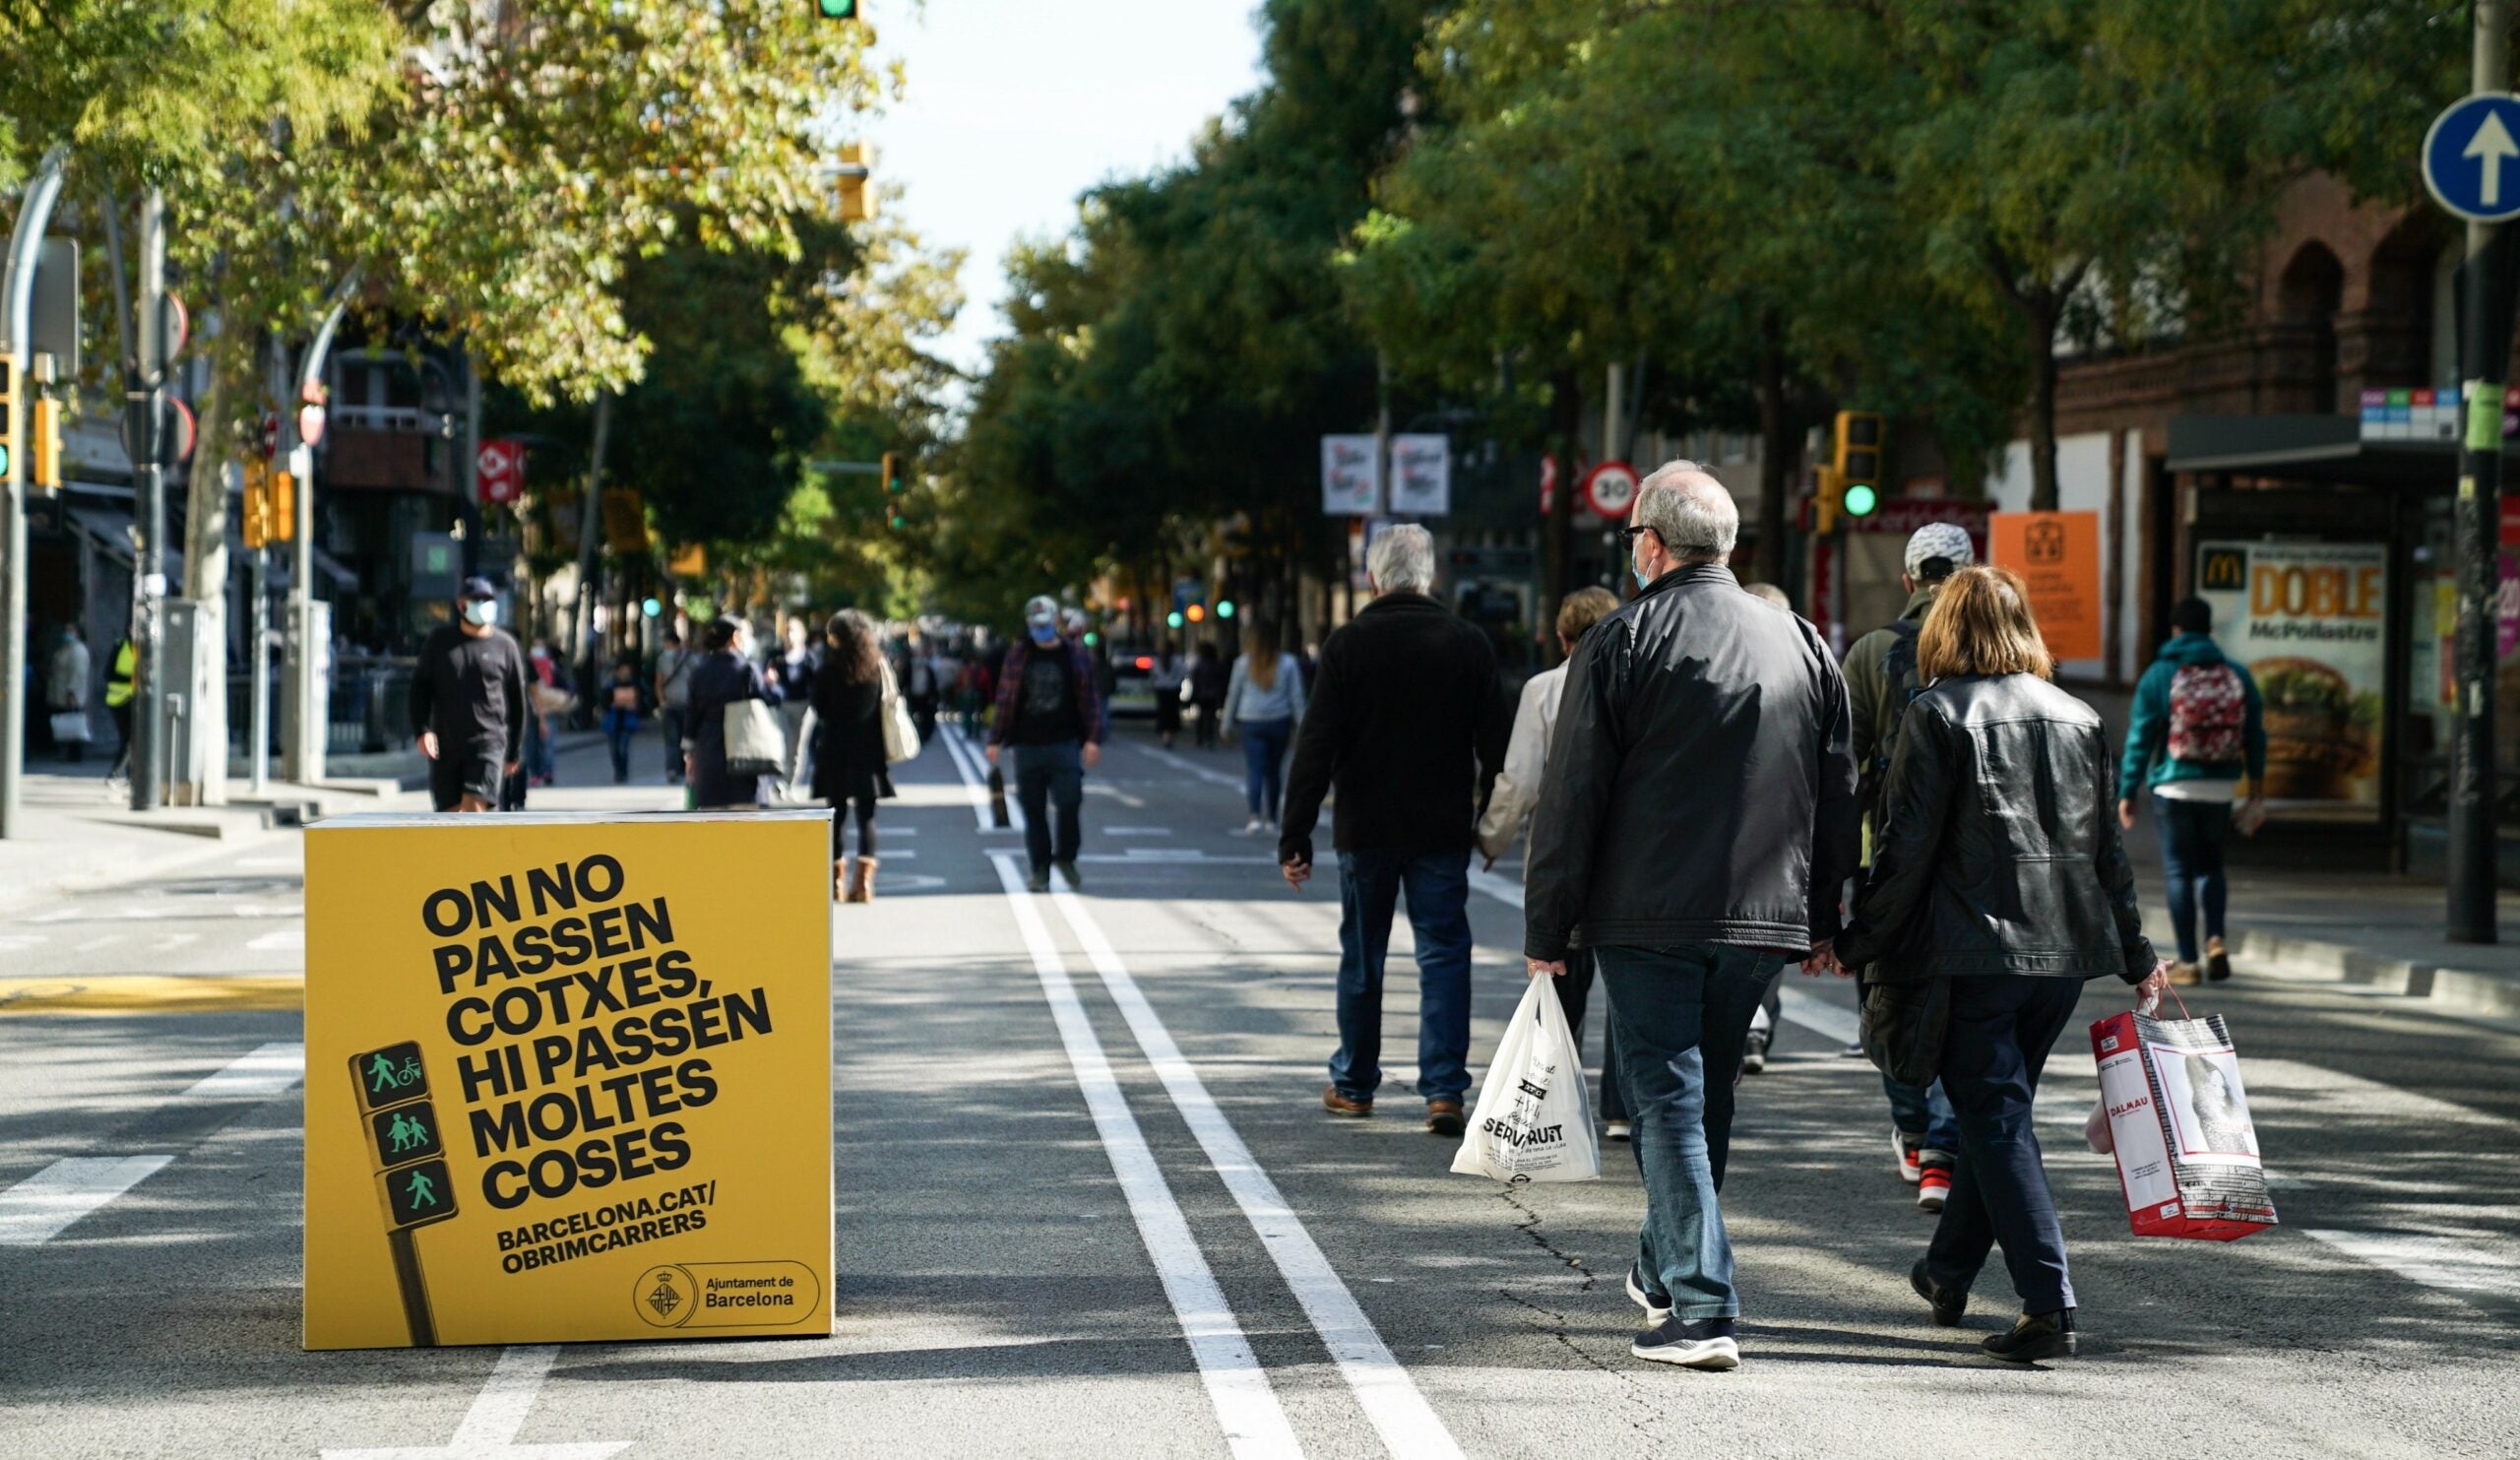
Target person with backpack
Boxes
[1840,522,1973,1213]
[2118,595,2267,985]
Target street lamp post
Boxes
[0,147,70,841]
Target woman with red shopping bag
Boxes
[1827,567,2171,1363]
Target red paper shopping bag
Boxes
[2090,1007,2278,1241]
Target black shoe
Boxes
[1625,1263,1672,1324]
[1910,1259,1966,1327]
[1026,868,1050,894]
[1054,858,1081,891]
[1983,1308,2076,1363]
[1631,1315,1738,1369]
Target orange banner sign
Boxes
[1988,511,2103,662]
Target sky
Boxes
[867,1,1270,380]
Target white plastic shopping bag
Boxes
[1450,977,1601,1183]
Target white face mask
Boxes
[462,599,499,628]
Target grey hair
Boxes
[1634,460,1737,563]
[1366,523,1436,594]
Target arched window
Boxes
[2279,242,2345,413]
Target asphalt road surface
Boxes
[4,722,2518,1458]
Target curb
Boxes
[2217,924,2520,1022]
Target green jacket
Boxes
[1843,587,1936,785]
[2117,633,2266,801]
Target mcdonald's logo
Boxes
[2200,547,2247,592]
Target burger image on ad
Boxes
[2251,656,2378,799]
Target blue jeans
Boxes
[1923,975,2084,1313]
[601,710,639,783]
[1598,942,1786,1320]
[1329,850,1474,1106]
[1884,1073,1960,1162]
[1015,740,1085,872]
[1239,717,1292,817]
[2153,793,2231,964]
[661,707,687,779]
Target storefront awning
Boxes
[2165,414,2520,491]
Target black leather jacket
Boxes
[1837,672,2157,984]
[1524,563,1860,961]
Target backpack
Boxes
[2167,662,2246,765]
[1876,619,1926,780]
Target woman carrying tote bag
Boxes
[683,615,785,810]
[811,609,898,903]
[1830,566,2169,1365]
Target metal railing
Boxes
[224,655,415,758]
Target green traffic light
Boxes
[1216,600,1235,620]
[1844,482,1879,518]
[1084,632,1100,647]
[641,597,662,618]
[0,444,9,476]
[817,0,858,18]
[1166,610,1184,629]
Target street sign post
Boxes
[2426,93,2520,222]
[1581,461,1640,521]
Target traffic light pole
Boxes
[0,147,68,841]
[2451,1,2514,944]
[130,190,169,813]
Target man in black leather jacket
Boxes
[1524,464,1860,1370]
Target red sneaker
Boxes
[1917,1165,1953,1212]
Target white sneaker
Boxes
[1605,1119,1632,1142]
[1236,817,1267,836]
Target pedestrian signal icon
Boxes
[354,1041,428,1111]
[370,1102,444,1165]
[386,1158,457,1231]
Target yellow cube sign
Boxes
[304,810,833,1349]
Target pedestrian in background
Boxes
[104,629,137,783]
[525,640,571,790]
[1150,639,1186,748]
[410,577,530,813]
[987,596,1107,893]
[45,624,92,762]
[1833,565,2170,1364]
[2118,595,2267,984]
[655,628,694,784]
[1843,522,1975,1209]
[1476,585,1628,1136]
[767,615,818,795]
[1279,524,1507,1139]
[1524,464,1859,1370]
[813,609,896,904]
[1737,580,1800,1080]
[598,659,648,785]
[684,615,783,809]
[1187,642,1228,749]
[1221,618,1306,836]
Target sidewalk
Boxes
[0,770,383,918]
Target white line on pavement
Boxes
[1048,884,1469,1460]
[322,1344,630,1459]
[247,927,305,952]
[987,854,1303,1460]
[181,1042,306,1101]
[0,1156,173,1245]
[942,725,1026,833]
[2299,1230,2520,1306]
[1138,741,1248,793]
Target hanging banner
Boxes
[1387,434,1451,517]
[1321,434,1381,516]
[2195,540,2385,810]
[304,810,834,1350]
[1988,510,2103,662]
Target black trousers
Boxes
[1922,975,2085,1313]
[829,794,877,857]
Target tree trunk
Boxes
[573,392,613,698]
[2025,293,2061,513]
[180,331,249,805]
[1542,370,1584,666]
[1753,311,1791,590]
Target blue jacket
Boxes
[2118,633,2265,801]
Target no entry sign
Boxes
[475,439,525,506]
[304,810,834,1349]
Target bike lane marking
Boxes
[987,851,1305,1460]
[321,1344,629,1459]
[1047,884,1470,1460]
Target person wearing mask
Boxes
[655,629,695,784]
[45,625,93,762]
[813,609,896,903]
[410,578,530,813]
[1524,464,1858,1370]
[1832,566,2170,1363]
[1280,524,1508,1139]
[2117,596,2267,984]
[683,615,783,809]
[986,596,1107,893]
[1220,619,1307,835]
[1476,586,1629,1137]
[598,660,648,785]
[1843,522,1975,1209]
[1149,639,1187,749]
[1187,641,1228,749]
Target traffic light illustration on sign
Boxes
[384,1159,457,1231]
[370,1102,445,1165]
[351,1041,449,1344]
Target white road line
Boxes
[1106,826,1176,836]
[247,927,305,952]
[148,932,198,951]
[942,725,1026,833]
[1086,782,1151,809]
[988,855,1303,1460]
[181,1042,306,1101]
[71,934,118,952]
[2300,1230,2520,1305]
[1138,742,1247,793]
[1047,881,1469,1460]
[322,1343,629,1458]
[1468,869,1864,1045]
[0,1156,173,1245]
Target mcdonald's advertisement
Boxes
[303,810,834,1350]
[2195,540,2387,810]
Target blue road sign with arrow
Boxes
[2426,94,2520,222]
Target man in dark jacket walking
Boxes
[410,577,531,813]
[1524,464,1859,1370]
[987,595,1108,893]
[1280,523,1507,1138]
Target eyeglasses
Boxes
[1618,526,1659,544]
